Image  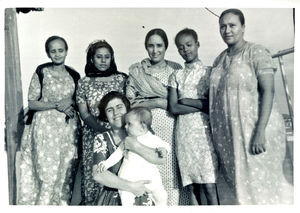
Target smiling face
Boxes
[92,47,112,72]
[177,34,199,63]
[105,98,128,129]
[219,12,245,47]
[146,34,166,65]
[47,39,68,65]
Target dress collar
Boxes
[184,59,203,70]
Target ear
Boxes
[197,41,200,48]
[241,25,245,33]
[90,58,93,64]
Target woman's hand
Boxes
[63,106,75,118]
[251,128,266,155]
[56,98,73,112]
[129,180,151,197]
[95,162,107,173]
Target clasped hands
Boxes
[55,98,75,118]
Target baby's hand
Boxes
[96,162,107,173]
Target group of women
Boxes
[17,9,293,205]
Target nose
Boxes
[153,46,158,53]
[101,57,106,63]
[225,26,231,33]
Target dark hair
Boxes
[175,28,198,47]
[219,8,245,26]
[98,91,131,122]
[144,28,169,50]
[126,107,153,130]
[45,35,68,54]
[85,40,118,77]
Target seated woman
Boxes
[92,91,167,205]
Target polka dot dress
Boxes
[126,60,191,205]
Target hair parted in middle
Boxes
[144,28,169,50]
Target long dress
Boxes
[168,60,218,187]
[76,74,127,205]
[18,66,80,205]
[93,131,154,206]
[126,59,190,205]
[209,41,293,204]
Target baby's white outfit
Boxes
[102,131,170,206]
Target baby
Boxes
[97,106,169,206]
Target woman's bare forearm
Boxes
[28,100,57,111]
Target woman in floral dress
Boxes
[18,36,81,205]
[92,91,163,206]
[126,28,190,205]
[209,9,293,204]
[76,40,127,205]
[168,28,219,205]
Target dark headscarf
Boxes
[85,40,120,77]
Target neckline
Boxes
[185,59,202,69]
[226,41,247,57]
[149,59,167,70]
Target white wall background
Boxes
[16,8,294,114]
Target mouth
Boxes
[224,35,233,39]
[114,116,122,121]
[184,53,192,58]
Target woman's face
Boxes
[47,39,68,65]
[105,98,127,129]
[92,47,112,72]
[146,34,166,64]
[177,34,199,63]
[219,13,245,46]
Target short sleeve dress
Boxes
[18,66,81,205]
[209,42,293,204]
[168,60,218,187]
[76,74,127,205]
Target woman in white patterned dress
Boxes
[18,36,81,205]
[126,28,190,205]
[168,28,219,205]
[209,9,293,204]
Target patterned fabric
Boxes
[76,74,127,205]
[18,67,80,205]
[126,59,191,205]
[168,60,218,187]
[209,42,293,204]
[93,131,154,206]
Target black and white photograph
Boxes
[1,0,299,212]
